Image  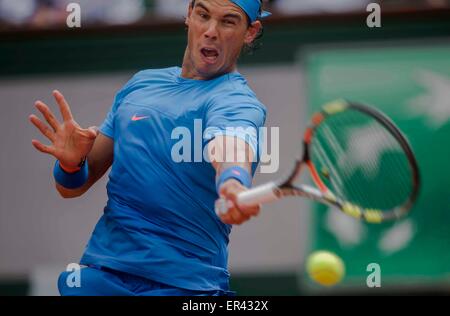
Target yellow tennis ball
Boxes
[306,251,345,286]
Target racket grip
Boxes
[215,182,278,216]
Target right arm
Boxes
[29,90,113,198]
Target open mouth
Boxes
[200,47,219,63]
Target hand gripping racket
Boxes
[216,100,420,223]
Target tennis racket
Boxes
[216,100,420,223]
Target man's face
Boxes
[184,0,261,80]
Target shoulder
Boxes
[119,67,179,94]
[209,72,267,115]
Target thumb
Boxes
[87,126,99,138]
[220,181,240,204]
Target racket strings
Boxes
[349,111,411,209]
[309,127,345,196]
[363,120,411,209]
[373,122,412,207]
[316,117,373,208]
[346,113,410,209]
[311,109,413,211]
[359,121,405,208]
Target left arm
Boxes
[209,135,260,225]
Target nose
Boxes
[204,20,218,40]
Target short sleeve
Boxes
[204,92,266,159]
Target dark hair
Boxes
[189,0,264,55]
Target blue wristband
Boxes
[216,166,252,193]
[53,159,89,189]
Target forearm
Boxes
[210,136,260,224]
[210,135,254,180]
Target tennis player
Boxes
[29,0,269,296]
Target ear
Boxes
[185,2,194,27]
[244,21,262,45]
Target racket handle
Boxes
[215,182,278,216]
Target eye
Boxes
[198,11,208,19]
[224,19,236,26]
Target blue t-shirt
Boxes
[80,67,266,292]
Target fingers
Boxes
[53,90,73,122]
[220,203,260,225]
[241,204,261,217]
[219,180,249,210]
[218,180,261,225]
[35,100,60,132]
[29,114,56,143]
[31,139,55,156]
[220,206,250,225]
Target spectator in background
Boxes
[272,0,450,14]
[0,0,146,28]
[74,0,146,25]
[30,0,68,28]
[273,0,372,14]
[0,0,37,25]
[154,0,190,19]
[383,0,450,9]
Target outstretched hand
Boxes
[29,90,99,169]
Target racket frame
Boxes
[217,100,420,224]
